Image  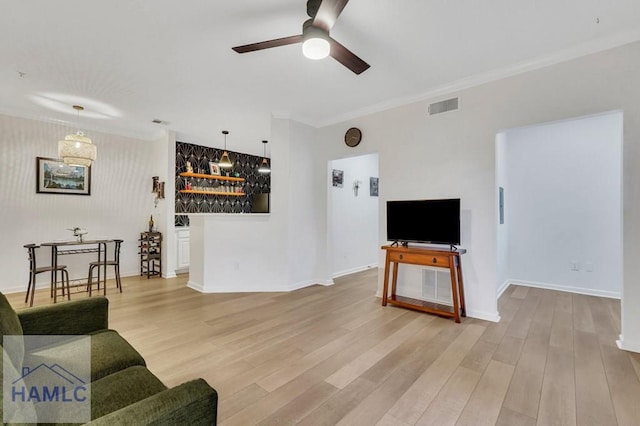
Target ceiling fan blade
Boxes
[313,0,350,32]
[330,38,369,75]
[232,35,303,53]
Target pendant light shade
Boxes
[58,105,96,167]
[258,140,271,173]
[219,130,233,168]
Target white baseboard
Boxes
[508,279,621,299]
[497,280,511,298]
[318,279,335,286]
[1,285,28,295]
[616,334,640,354]
[332,264,377,279]
[186,279,322,293]
[186,280,205,292]
[465,309,501,323]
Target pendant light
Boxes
[58,105,96,167]
[218,130,233,168]
[258,140,271,173]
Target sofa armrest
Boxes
[87,379,218,426]
[18,297,109,335]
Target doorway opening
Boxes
[495,111,623,300]
[327,153,380,278]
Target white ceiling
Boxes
[1,0,639,154]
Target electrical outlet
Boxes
[585,262,593,272]
[571,261,579,271]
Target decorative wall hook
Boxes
[353,179,362,196]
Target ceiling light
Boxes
[258,140,271,174]
[302,20,330,60]
[58,105,96,167]
[219,130,233,168]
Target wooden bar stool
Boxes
[87,239,123,295]
[24,244,71,306]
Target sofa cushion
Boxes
[27,366,167,425]
[25,330,146,382]
[86,379,218,426]
[0,292,24,370]
[90,365,167,419]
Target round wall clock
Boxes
[344,127,362,147]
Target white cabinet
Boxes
[176,228,190,272]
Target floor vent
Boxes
[428,97,459,115]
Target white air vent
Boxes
[422,268,453,305]
[428,97,459,115]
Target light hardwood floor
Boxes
[7,269,640,425]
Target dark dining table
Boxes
[40,239,114,296]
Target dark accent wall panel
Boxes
[175,141,271,226]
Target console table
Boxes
[381,245,466,322]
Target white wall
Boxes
[0,114,166,293]
[309,41,640,341]
[502,112,622,298]
[287,121,324,286]
[329,153,379,277]
[187,118,326,292]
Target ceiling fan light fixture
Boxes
[303,37,330,59]
[302,20,330,60]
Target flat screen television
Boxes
[386,198,460,245]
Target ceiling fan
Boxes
[232,0,370,75]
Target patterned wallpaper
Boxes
[175,141,271,226]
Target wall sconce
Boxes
[152,176,165,207]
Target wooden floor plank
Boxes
[325,315,434,389]
[385,324,485,424]
[574,330,617,425]
[414,366,481,426]
[502,319,551,419]
[455,360,515,426]
[496,407,536,426]
[600,343,640,425]
[536,345,576,426]
[572,294,596,333]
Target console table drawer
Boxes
[389,251,450,267]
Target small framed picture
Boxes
[209,162,221,176]
[36,157,91,195]
[332,169,344,188]
[370,177,379,196]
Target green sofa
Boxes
[0,292,217,425]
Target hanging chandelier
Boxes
[58,105,96,167]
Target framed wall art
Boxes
[209,162,221,176]
[370,177,379,196]
[36,157,91,195]
[332,169,344,187]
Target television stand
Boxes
[381,245,466,323]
